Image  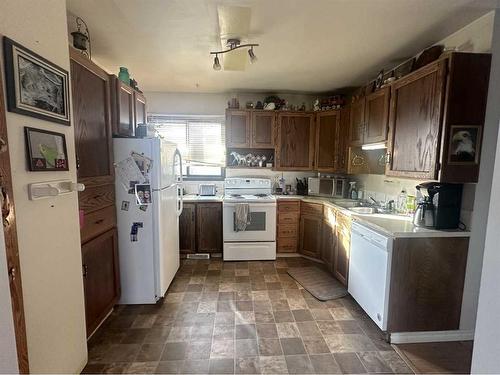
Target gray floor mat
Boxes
[287,266,348,301]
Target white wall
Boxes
[0,0,87,373]
[0,226,18,373]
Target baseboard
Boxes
[276,253,301,258]
[389,329,474,344]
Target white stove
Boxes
[223,178,276,261]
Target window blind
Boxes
[148,115,225,166]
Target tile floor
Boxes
[83,258,413,374]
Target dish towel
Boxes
[235,203,251,232]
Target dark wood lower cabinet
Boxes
[179,202,222,254]
[179,203,196,254]
[334,211,350,286]
[196,203,222,253]
[299,215,322,258]
[81,228,120,336]
[320,219,335,272]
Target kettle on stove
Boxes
[413,196,435,228]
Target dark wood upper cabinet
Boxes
[275,113,315,170]
[349,98,365,146]
[364,87,390,144]
[196,203,222,253]
[81,228,120,336]
[336,105,350,173]
[70,51,113,183]
[315,110,339,172]
[386,53,490,182]
[251,111,275,148]
[179,203,196,254]
[134,91,147,126]
[226,110,251,147]
[386,61,446,180]
[111,77,135,137]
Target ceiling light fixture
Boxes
[210,38,259,70]
[213,54,221,71]
[248,47,257,64]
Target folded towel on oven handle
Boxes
[235,203,251,232]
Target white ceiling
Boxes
[66,0,493,94]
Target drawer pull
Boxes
[93,194,102,200]
[94,219,105,225]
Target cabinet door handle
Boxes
[94,219,105,225]
[82,264,88,277]
[8,267,15,282]
[385,152,392,164]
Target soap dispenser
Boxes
[349,182,358,200]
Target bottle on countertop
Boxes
[279,174,286,195]
[349,181,358,200]
[397,189,408,214]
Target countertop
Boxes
[275,195,470,239]
[182,194,223,202]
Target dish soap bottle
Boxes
[349,182,358,200]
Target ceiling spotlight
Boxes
[210,39,259,70]
[248,47,257,64]
[213,55,221,71]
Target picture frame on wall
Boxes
[448,125,482,165]
[3,37,70,125]
[24,127,69,171]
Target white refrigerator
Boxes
[114,137,183,304]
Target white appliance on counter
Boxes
[223,178,276,261]
[348,221,393,330]
[114,137,183,304]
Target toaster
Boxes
[198,184,217,196]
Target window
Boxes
[148,115,225,180]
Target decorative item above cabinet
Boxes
[385,52,491,183]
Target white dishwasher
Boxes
[348,221,393,330]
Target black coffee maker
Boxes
[414,182,463,229]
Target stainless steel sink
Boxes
[349,206,378,214]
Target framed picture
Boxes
[3,37,70,125]
[24,127,69,171]
[448,125,482,164]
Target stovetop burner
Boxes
[230,194,242,197]
[254,194,268,197]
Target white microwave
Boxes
[308,177,348,198]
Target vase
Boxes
[118,67,130,84]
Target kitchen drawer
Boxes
[278,200,300,213]
[278,237,298,253]
[278,224,298,238]
[78,183,115,214]
[278,211,300,224]
[301,202,323,217]
[81,206,116,243]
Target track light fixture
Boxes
[248,47,257,64]
[213,54,221,71]
[210,38,259,70]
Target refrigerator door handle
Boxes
[174,149,183,217]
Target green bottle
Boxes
[118,67,130,84]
